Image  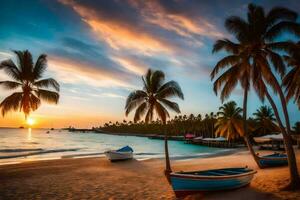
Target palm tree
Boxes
[283,41,300,109]
[293,122,300,134]
[215,101,244,141]
[211,4,300,188]
[0,50,59,119]
[125,69,184,176]
[293,122,300,149]
[253,106,279,135]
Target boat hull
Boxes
[104,151,133,161]
[170,168,256,197]
[258,154,288,168]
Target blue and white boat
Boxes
[170,167,256,197]
[104,146,134,162]
[258,153,288,168]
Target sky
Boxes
[0,0,300,128]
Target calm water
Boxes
[0,128,228,165]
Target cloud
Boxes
[47,56,135,89]
[110,56,148,76]
[59,0,179,56]
[0,51,13,60]
[132,1,224,41]
[91,92,126,99]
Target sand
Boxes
[0,149,300,200]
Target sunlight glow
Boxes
[26,118,35,126]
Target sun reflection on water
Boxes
[27,128,32,141]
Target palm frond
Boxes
[33,54,47,80]
[0,92,23,116]
[0,59,21,81]
[125,90,147,116]
[251,64,267,102]
[145,104,154,123]
[29,93,41,112]
[0,81,22,90]
[213,64,240,95]
[14,50,34,81]
[266,41,294,53]
[265,21,300,41]
[150,70,165,92]
[212,39,240,54]
[282,62,300,103]
[34,78,60,91]
[211,55,240,79]
[225,16,249,42]
[34,89,59,104]
[158,99,180,113]
[266,7,297,27]
[266,50,285,77]
[133,102,148,123]
[255,55,278,94]
[156,81,184,100]
[232,119,244,136]
[154,102,169,124]
[144,69,152,92]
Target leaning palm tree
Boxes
[283,41,300,109]
[215,101,244,141]
[211,3,300,188]
[0,50,60,119]
[293,122,300,134]
[125,69,184,175]
[253,106,279,136]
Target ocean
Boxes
[0,128,229,165]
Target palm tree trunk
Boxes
[242,89,261,167]
[276,83,292,134]
[163,122,172,182]
[265,89,300,189]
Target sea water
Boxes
[0,128,229,165]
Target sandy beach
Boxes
[0,149,299,200]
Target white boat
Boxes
[104,146,133,161]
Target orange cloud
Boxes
[136,1,224,41]
[60,0,177,56]
[86,20,174,55]
[111,56,148,76]
[48,56,135,89]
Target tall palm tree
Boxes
[293,122,300,149]
[283,41,300,109]
[125,69,184,176]
[0,50,59,119]
[253,105,279,135]
[215,101,244,141]
[293,122,300,134]
[211,4,300,188]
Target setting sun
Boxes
[26,118,35,126]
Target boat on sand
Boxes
[170,167,256,197]
[104,146,133,162]
[257,153,288,168]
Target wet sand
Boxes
[0,149,299,200]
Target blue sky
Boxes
[0,0,299,128]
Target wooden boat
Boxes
[170,167,256,197]
[104,146,133,162]
[257,153,287,168]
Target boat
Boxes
[170,167,256,197]
[257,153,288,168]
[104,146,133,162]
